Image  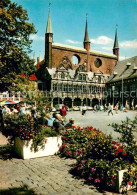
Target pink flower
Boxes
[45,138,48,142]
[94,179,100,183]
[72,164,75,168]
[59,146,63,150]
[82,160,86,163]
[74,152,77,156]
[107,182,109,185]
[101,177,104,180]
[65,151,70,155]
[112,181,115,185]
[62,144,66,148]
[91,168,96,172]
[128,181,132,186]
[77,167,81,170]
[113,176,117,180]
[88,177,93,180]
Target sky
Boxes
[11,0,137,61]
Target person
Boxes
[60,105,67,120]
[0,106,4,130]
[65,118,75,129]
[115,103,119,114]
[104,104,107,112]
[120,105,124,111]
[108,103,113,116]
[82,104,87,116]
[52,113,64,132]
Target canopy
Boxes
[0,100,16,104]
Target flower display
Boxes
[59,117,137,192]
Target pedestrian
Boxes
[115,103,119,114]
[60,105,67,120]
[108,103,113,116]
[104,104,107,112]
[82,104,87,116]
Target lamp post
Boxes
[112,85,115,107]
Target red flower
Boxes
[115,151,119,155]
[74,152,77,156]
[118,148,123,152]
[72,126,76,129]
[112,141,117,145]
[116,143,120,146]
[122,152,127,156]
[112,146,116,149]
[66,126,70,129]
[82,160,86,163]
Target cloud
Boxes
[120,40,137,48]
[66,39,82,44]
[30,34,44,41]
[90,36,113,45]
[119,56,126,61]
[102,46,112,51]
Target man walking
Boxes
[108,103,113,116]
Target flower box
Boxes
[14,136,62,159]
[112,169,136,193]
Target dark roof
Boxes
[107,56,137,83]
[84,19,90,43]
[113,28,119,49]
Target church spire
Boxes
[46,3,52,33]
[83,14,90,51]
[45,1,53,68]
[113,25,119,49]
[113,25,119,61]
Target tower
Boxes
[83,16,90,51]
[113,26,119,61]
[45,6,53,68]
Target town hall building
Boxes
[37,9,119,108]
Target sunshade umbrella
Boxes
[0,100,16,104]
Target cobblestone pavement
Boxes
[0,145,136,195]
[65,110,137,140]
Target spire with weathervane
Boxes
[113,25,119,61]
[83,14,90,51]
[45,1,53,68]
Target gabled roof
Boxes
[108,56,137,83]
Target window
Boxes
[83,74,86,81]
[68,85,72,92]
[94,58,102,68]
[53,84,57,91]
[74,85,77,92]
[78,74,82,81]
[61,72,65,79]
[71,55,80,65]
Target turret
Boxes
[45,7,53,68]
[83,17,90,51]
[113,26,119,61]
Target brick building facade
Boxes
[37,9,119,107]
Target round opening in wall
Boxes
[71,55,80,65]
[94,58,102,68]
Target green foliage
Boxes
[111,117,137,146]
[0,0,36,91]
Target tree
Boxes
[0,0,36,91]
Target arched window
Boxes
[98,76,101,83]
[61,72,65,79]
[83,74,86,81]
[78,74,82,81]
